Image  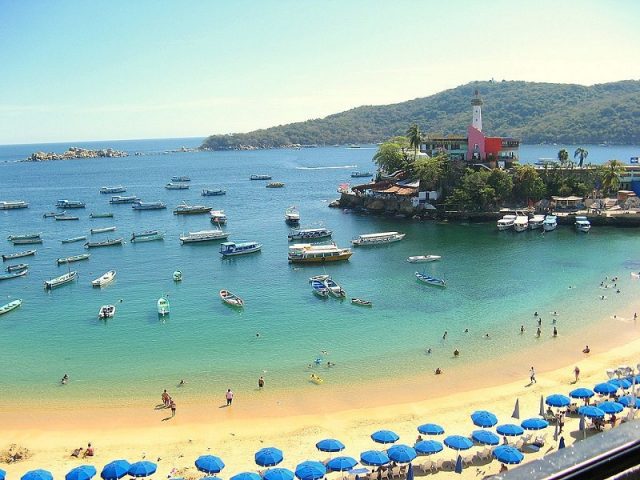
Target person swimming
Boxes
[61,373,69,385]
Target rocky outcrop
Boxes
[23,147,128,162]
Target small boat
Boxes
[351,231,406,246]
[415,272,446,287]
[173,202,212,215]
[529,214,546,230]
[165,182,190,190]
[55,214,79,221]
[220,289,244,307]
[56,200,85,209]
[210,209,227,224]
[6,263,28,272]
[157,297,170,316]
[57,253,91,265]
[219,241,262,257]
[310,374,324,384]
[250,174,272,180]
[202,188,226,196]
[288,243,352,263]
[351,298,372,307]
[131,230,164,242]
[497,214,516,231]
[132,201,166,210]
[173,270,182,281]
[179,229,229,243]
[44,271,78,289]
[0,299,22,315]
[98,304,116,318]
[109,195,139,204]
[92,270,116,287]
[351,171,373,178]
[100,186,126,194]
[543,215,558,232]
[11,238,43,245]
[310,279,329,297]
[0,269,28,281]
[406,255,441,263]
[61,236,87,244]
[84,238,124,248]
[43,211,58,218]
[288,227,332,242]
[514,215,529,232]
[575,216,591,233]
[284,206,300,225]
[2,250,36,261]
[308,274,330,283]
[171,176,191,182]
[323,277,346,298]
[0,201,29,210]
[90,212,114,218]
[266,182,285,188]
[347,144,361,149]
[90,226,117,234]
[7,233,41,241]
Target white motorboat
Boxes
[220,289,244,307]
[284,206,300,225]
[165,182,189,190]
[310,279,329,297]
[529,214,546,230]
[288,243,352,263]
[98,304,116,318]
[131,230,164,242]
[497,214,516,231]
[132,201,166,210]
[171,176,191,182]
[173,270,182,281]
[92,270,116,287]
[288,227,332,241]
[575,216,591,232]
[109,196,139,204]
[7,233,41,241]
[0,201,29,210]
[352,231,405,246]
[157,297,170,316]
[57,253,90,265]
[44,271,78,289]
[210,209,227,224]
[90,226,117,234]
[514,215,529,232]
[0,299,22,315]
[543,215,558,232]
[250,174,272,180]
[406,255,441,263]
[100,186,126,194]
[179,229,229,244]
[56,200,85,208]
[323,276,346,298]
[219,241,262,257]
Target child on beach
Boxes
[530,367,536,384]
[225,389,234,406]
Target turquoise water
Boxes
[1,141,639,404]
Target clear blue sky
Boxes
[1,0,638,144]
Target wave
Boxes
[295,165,356,170]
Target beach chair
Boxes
[515,438,526,450]
[462,453,475,467]
[398,465,407,477]
[391,466,401,478]
[477,447,492,461]
[418,460,435,474]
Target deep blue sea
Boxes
[1,140,639,405]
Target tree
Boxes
[406,124,421,159]
[487,169,513,204]
[373,141,407,174]
[414,154,445,190]
[574,147,589,168]
[600,159,625,195]
[513,165,546,203]
[557,149,569,166]
[446,169,496,211]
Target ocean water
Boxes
[1,140,639,405]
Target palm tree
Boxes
[557,149,569,166]
[574,147,588,168]
[601,159,625,195]
[406,124,421,159]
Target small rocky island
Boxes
[23,147,128,162]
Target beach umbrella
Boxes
[594,382,618,395]
[558,437,566,449]
[0,469,5,480]
[231,473,261,480]
[326,457,357,472]
[101,460,131,480]
[201,477,222,480]
[521,418,549,431]
[609,378,632,390]
[578,405,605,419]
[569,388,594,400]
[294,461,326,480]
[315,439,345,453]
[597,401,624,415]
[492,446,524,465]
[66,466,97,480]
[545,394,570,407]
[22,471,53,480]
[255,448,284,467]
[618,395,640,408]
[370,430,399,444]
[471,430,500,446]
[414,440,443,455]
[470,410,498,428]
[443,435,473,451]
[539,395,544,417]
[511,399,520,420]
[263,468,294,480]
[454,455,463,474]
[387,445,417,464]
[359,450,390,466]
[128,461,157,478]
[406,463,414,480]
[417,423,444,435]
[195,455,226,474]
[496,424,524,437]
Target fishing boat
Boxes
[84,238,124,248]
[173,202,212,215]
[54,214,79,221]
[109,195,139,204]
[351,171,373,178]
[157,297,170,316]
[220,289,244,307]
[98,304,116,319]
[90,226,117,234]
[210,209,227,224]
[56,200,85,209]
[351,298,372,307]
[351,231,406,246]
[61,236,87,244]
[90,212,114,218]
[513,215,529,232]
[406,255,441,263]
[173,270,182,281]
[0,299,22,315]
[44,271,78,289]
[415,272,446,287]
[497,214,517,231]
[100,186,126,194]
[575,216,591,233]
[92,270,116,287]
[219,241,262,257]
[2,250,36,261]
[57,253,91,265]
[171,176,191,182]
[165,182,189,190]
[0,269,28,281]
[308,274,330,283]
[201,188,226,196]
[132,201,166,210]
[11,237,43,245]
[288,243,352,264]
[7,233,41,241]
[43,211,58,218]
[250,174,272,180]
[131,230,164,242]
[543,215,558,232]
[288,227,332,241]
[323,277,346,298]
[266,182,285,188]
[284,206,300,225]
[529,214,546,230]
[0,200,28,210]
[310,279,329,297]
[6,263,28,272]
[179,229,229,244]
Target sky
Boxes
[0,0,639,145]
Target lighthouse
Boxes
[471,89,483,132]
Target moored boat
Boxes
[351,231,405,246]
[0,200,29,210]
[351,171,373,178]
[157,297,170,316]
[575,216,591,233]
[219,241,262,257]
[202,188,226,196]
[529,214,546,230]
[220,289,244,307]
[43,211,58,218]
[266,182,285,188]
[288,243,352,263]
[323,276,346,298]
[497,214,516,231]
[284,206,300,225]
[2,250,36,261]
[98,304,116,318]
[100,186,126,194]
[61,235,87,244]
[0,269,28,281]
[351,298,372,307]
[406,255,441,263]
[310,279,329,297]
[173,202,212,215]
[132,201,166,210]
[165,182,190,190]
[90,226,117,234]
[44,271,78,289]
[131,230,164,242]
[90,212,114,218]
[171,176,191,182]
[0,299,22,315]
[7,233,41,241]
[109,195,139,204]
[6,263,28,272]
[92,270,116,287]
[56,200,85,209]
[415,271,446,287]
[11,237,43,245]
[250,174,272,180]
[210,209,227,224]
[57,253,90,265]
[288,227,332,242]
[514,215,529,232]
[55,214,79,221]
[179,229,229,244]
[543,215,558,231]
[84,238,124,248]
[173,270,182,281]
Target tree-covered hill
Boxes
[201,80,640,149]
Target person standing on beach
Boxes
[226,389,234,406]
[574,366,580,382]
[530,367,536,384]
[258,376,264,389]
[170,399,176,418]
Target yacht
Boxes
[132,201,166,210]
[288,243,352,263]
[250,174,272,180]
[109,195,139,204]
[575,216,591,233]
[284,206,300,225]
[210,209,227,224]
[56,200,85,209]
[513,215,529,232]
[497,214,516,231]
[0,200,29,210]
[171,176,191,182]
[202,188,226,196]
[351,231,406,246]
[100,186,126,194]
[288,227,332,241]
[173,202,212,215]
[543,215,558,232]
[165,182,190,190]
[529,214,546,230]
[219,241,262,257]
[179,229,229,244]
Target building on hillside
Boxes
[420,90,519,168]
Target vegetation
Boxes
[201,80,640,150]
[574,147,589,168]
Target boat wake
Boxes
[295,165,356,170]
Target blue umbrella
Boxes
[578,405,605,419]
[201,477,222,480]
[315,439,345,453]
[66,466,97,480]
[454,455,463,474]
[101,460,131,480]
[618,395,640,408]
[0,469,5,480]
[326,457,357,472]
[470,410,498,428]
[569,388,594,399]
[128,461,157,478]
[370,430,399,444]
[294,461,326,480]
[387,445,417,464]
[545,394,570,407]
[22,471,53,480]
[414,440,443,455]
[492,446,524,464]
[521,418,549,431]
[417,423,444,435]
[360,450,390,466]
[406,463,414,480]
[609,378,632,390]
[263,469,294,480]
[195,455,225,474]
[471,430,499,446]
[496,424,524,437]
[594,382,618,395]
[231,473,261,480]
[597,401,624,415]
[443,435,473,451]
[255,448,284,467]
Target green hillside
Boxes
[201,80,640,149]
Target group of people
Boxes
[161,389,177,417]
[71,443,94,458]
